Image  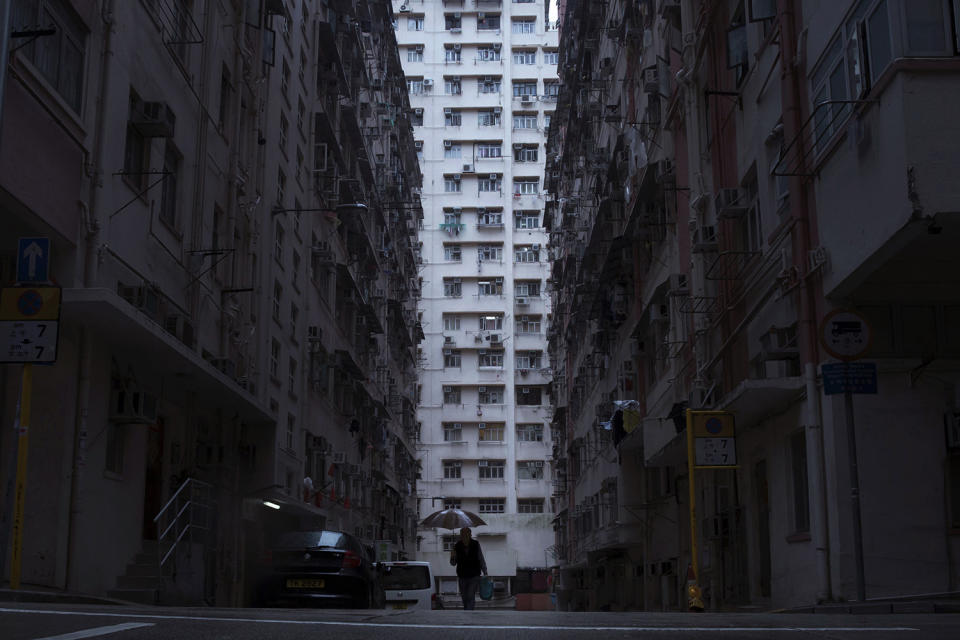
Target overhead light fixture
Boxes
[263,500,281,510]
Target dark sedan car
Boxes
[261,530,384,608]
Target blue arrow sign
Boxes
[17,237,50,283]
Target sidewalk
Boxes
[0,582,131,606]
[775,592,960,615]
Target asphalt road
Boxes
[2,603,959,640]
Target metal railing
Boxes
[153,477,214,571]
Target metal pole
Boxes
[0,0,13,148]
[685,409,703,611]
[844,362,866,601]
[10,363,33,589]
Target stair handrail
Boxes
[153,477,213,570]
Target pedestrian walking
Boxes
[449,526,487,610]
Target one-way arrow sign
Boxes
[16,237,50,283]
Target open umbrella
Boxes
[420,508,486,530]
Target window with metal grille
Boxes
[479,498,505,513]
[516,423,544,442]
[518,498,545,513]
[478,424,505,442]
[478,461,505,479]
[443,460,462,479]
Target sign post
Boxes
[2,239,57,590]
[820,309,874,603]
[685,410,737,611]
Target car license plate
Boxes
[391,603,408,610]
[286,578,325,589]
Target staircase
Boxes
[107,540,168,605]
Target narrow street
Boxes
[1,603,957,640]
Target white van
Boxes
[379,561,437,610]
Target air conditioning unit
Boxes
[478,386,487,392]
[444,139,453,148]
[715,188,748,218]
[453,277,462,283]
[479,349,487,355]
[513,143,523,149]
[443,349,453,355]
[484,76,494,83]
[463,164,475,172]
[131,100,176,138]
[535,460,544,467]
[643,66,659,93]
[532,244,540,250]
[487,173,498,180]
[109,389,159,424]
[478,422,486,430]
[452,174,462,181]
[493,43,501,51]
[444,386,453,393]
[414,107,424,116]
[516,297,528,305]
[478,12,485,19]
[493,106,502,114]
[477,207,487,214]
[333,452,346,464]
[521,387,530,394]
[414,140,423,150]
[488,334,501,343]
[450,27,461,33]
[399,4,409,12]
[521,97,533,105]
[478,460,488,467]
[453,44,461,51]
[423,78,434,88]
[454,12,461,18]
[444,107,453,115]
[444,336,455,344]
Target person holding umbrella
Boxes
[449,527,487,610]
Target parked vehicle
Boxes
[261,530,384,608]
[379,561,439,610]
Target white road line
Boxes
[32,622,154,640]
[0,608,919,633]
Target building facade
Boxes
[393,0,559,600]
[0,0,422,605]
[547,0,960,611]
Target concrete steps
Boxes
[106,540,171,605]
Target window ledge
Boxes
[786,532,811,544]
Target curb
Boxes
[0,588,133,607]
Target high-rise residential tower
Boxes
[394,0,558,600]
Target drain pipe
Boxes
[778,0,831,603]
[65,0,115,591]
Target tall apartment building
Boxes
[393,0,558,599]
[0,0,421,606]
[547,0,960,612]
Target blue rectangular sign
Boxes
[822,362,878,395]
[16,237,50,283]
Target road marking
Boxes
[0,608,919,633]
[32,622,154,640]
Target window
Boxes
[443,278,462,297]
[515,212,539,229]
[407,79,424,95]
[12,0,86,112]
[478,460,505,479]
[445,47,462,63]
[288,358,297,394]
[123,100,149,190]
[515,351,541,369]
[478,110,501,126]
[444,245,462,261]
[903,0,951,55]
[516,315,541,334]
[477,143,501,158]
[413,110,424,126]
[790,429,810,533]
[477,14,501,30]
[443,460,462,479]
[477,47,501,62]
[478,210,504,226]
[477,245,503,262]
[512,18,536,34]
[443,498,462,510]
[272,280,283,320]
[478,78,502,93]
[544,115,551,129]
[270,338,281,378]
[478,279,503,296]
[443,423,463,441]
[444,144,463,162]
[408,16,424,31]
[444,177,462,192]
[517,461,544,480]
[478,424,505,442]
[445,14,462,30]
[407,46,424,62]
[159,142,181,228]
[513,49,536,64]
[543,81,560,97]
[443,386,462,404]
[444,212,462,226]
[443,350,462,368]
[478,387,504,404]
[479,314,503,330]
[543,50,559,65]
[514,179,539,195]
[478,351,504,368]
[517,387,543,405]
[515,244,540,261]
[514,146,538,162]
[478,176,502,192]
[513,114,537,129]
[443,315,461,330]
[517,423,544,442]
[440,77,459,96]
[518,498,545,513]
[479,498,505,513]
[513,81,538,97]
[445,110,462,126]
